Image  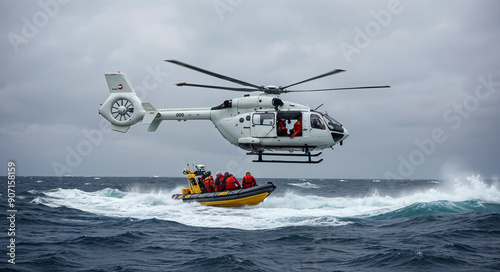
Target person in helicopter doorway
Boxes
[277,118,288,136]
[203,171,216,192]
[242,172,257,188]
[225,174,241,191]
[291,116,302,137]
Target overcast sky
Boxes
[1,0,499,179]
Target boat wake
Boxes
[31,175,500,230]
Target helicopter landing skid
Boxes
[247,152,323,164]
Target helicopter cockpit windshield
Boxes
[211,99,232,110]
[322,113,344,133]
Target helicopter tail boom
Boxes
[99,73,213,133]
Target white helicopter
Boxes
[99,60,389,163]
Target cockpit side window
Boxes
[310,114,326,130]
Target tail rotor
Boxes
[111,98,135,122]
[99,73,145,133]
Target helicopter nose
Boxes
[342,127,349,140]
[337,127,349,146]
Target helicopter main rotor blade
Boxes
[166,60,261,89]
[282,69,345,89]
[175,82,259,92]
[285,85,391,93]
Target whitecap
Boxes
[31,174,500,231]
[289,182,320,189]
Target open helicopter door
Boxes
[251,112,276,138]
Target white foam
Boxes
[288,182,321,189]
[31,175,500,230]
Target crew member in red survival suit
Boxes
[291,116,302,137]
[225,174,241,190]
[277,118,288,136]
[217,172,229,191]
[242,172,257,188]
[203,171,216,192]
[214,172,223,192]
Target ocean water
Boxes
[1,175,500,271]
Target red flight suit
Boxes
[291,120,302,137]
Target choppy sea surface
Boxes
[1,175,500,271]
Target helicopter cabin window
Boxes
[253,113,275,126]
[310,114,326,130]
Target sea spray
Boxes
[31,175,500,230]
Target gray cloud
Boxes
[1,0,499,179]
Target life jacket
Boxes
[242,174,256,188]
[225,176,241,191]
[203,175,215,192]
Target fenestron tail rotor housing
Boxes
[99,91,145,133]
[111,98,134,122]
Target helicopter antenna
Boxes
[314,103,324,111]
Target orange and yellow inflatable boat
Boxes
[172,167,276,207]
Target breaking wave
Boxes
[31,175,500,230]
